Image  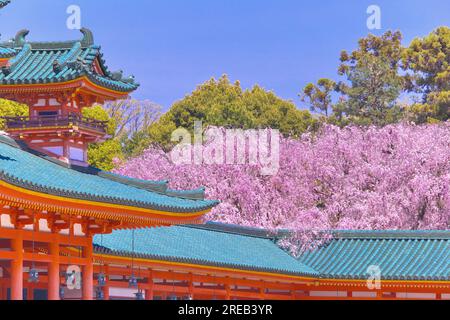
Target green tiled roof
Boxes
[0,135,218,213]
[95,223,450,281]
[0,46,16,58]
[94,222,318,277]
[0,29,139,92]
[297,230,450,281]
[0,0,10,9]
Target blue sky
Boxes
[0,0,449,109]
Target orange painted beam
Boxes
[0,251,16,260]
[92,259,450,297]
[101,275,296,300]
[152,284,290,300]
[94,265,300,292]
[0,227,91,247]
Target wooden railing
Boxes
[1,114,108,133]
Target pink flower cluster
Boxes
[115,123,450,236]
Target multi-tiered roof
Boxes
[0,28,139,97]
[0,0,218,225]
[0,26,141,163]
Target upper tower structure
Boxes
[0,27,139,165]
[0,0,10,9]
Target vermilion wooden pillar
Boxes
[259,288,266,300]
[103,285,110,300]
[187,273,194,300]
[145,289,153,300]
[48,237,60,300]
[28,285,34,300]
[145,283,154,300]
[62,140,70,160]
[225,284,231,300]
[11,235,24,300]
[145,270,154,300]
[82,239,93,300]
[103,265,110,300]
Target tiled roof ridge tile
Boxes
[0,29,139,92]
[182,222,278,239]
[183,222,450,240]
[331,230,450,239]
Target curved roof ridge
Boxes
[0,29,139,92]
[5,28,94,50]
[98,173,211,201]
[183,222,450,240]
[2,43,31,75]
[0,138,219,213]
[0,133,20,148]
[98,171,169,193]
[53,41,82,72]
[0,46,16,58]
[166,187,206,200]
[183,221,277,239]
[0,0,10,9]
[331,229,450,239]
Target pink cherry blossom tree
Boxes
[115,123,450,250]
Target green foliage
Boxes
[403,26,450,122]
[82,105,123,170]
[403,26,450,94]
[134,75,316,152]
[301,78,336,117]
[121,129,152,158]
[404,91,450,123]
[0,99,29,130]
[337,55,404,126]
[82,104,117,136]
[339,31,404,74]
[87,139,123,172]
[82,27,450,163]
[303,31,405,126]
[337,31,405,126]
[331,26,450,125]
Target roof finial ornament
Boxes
[0,0,11,10]
[80,28,94,47]
[14,29,29,47]
[123,75,136,84]
[53,60,62,73]
[111,70,124,81]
